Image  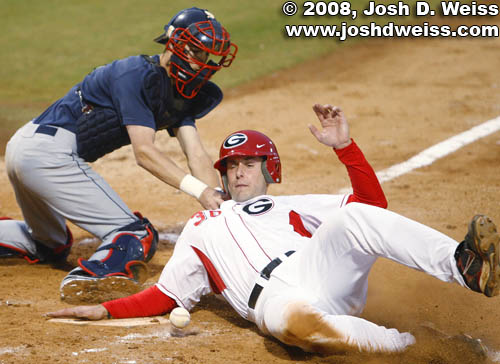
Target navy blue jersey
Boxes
[34,55,217,135]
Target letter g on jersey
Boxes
[223,133,248,149]
[242,198,274,215]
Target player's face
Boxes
[226,156,268,202]
[185,44,209,71]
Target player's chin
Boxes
[229,188,251,203]
[231,193,247,203]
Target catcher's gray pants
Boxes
[1,121,137,256]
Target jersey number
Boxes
[191,210,222,226]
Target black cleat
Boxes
[455,215,500,297]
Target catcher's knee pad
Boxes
[118,212,159,262]
[78,212,158,278]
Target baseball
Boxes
[169,307,191,328]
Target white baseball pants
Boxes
[251,203,465,353]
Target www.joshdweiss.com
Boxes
[285,22,499,41]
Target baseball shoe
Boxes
[60,262,148,304]
[455,215,500,297]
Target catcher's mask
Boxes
[214,130,281,191]
[154,7,237,99]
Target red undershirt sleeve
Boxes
[334,139,388,208]
[102,285,178,319]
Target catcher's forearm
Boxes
[134,143,186,188]
[187,151,221,188]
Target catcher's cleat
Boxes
[60,261,148,304]
[455,215,500,297]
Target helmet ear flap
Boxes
[221,175,229,195]
[260,158,274,184]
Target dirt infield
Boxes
[1,24,500,363]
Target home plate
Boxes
[47,316,170,327]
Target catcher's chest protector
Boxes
[76,55,222,162]
[76,107,130,162]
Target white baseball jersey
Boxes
[157,193,349,318]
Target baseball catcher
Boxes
[0,7,237,301]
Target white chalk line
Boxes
[339,115,500,193]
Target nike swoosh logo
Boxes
[256,144,265,148]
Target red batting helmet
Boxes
[214,130,281,184]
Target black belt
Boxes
[35,125,58,136]
[248,250,295,310]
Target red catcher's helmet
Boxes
[154,7,237,99]
[214,130,281,184]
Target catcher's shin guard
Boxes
[60,213,158,303]
[78,212,159,277]
[0,217,73,263]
